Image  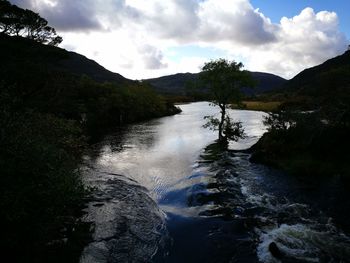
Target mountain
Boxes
[0,33,132,85]
[143,73,199,95]
[247,72,287,95]
[144,71,287,96]
[285,50,350,97]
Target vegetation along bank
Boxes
[0,1,180,261]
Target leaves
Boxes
[0,0,62,45]
[201,58,253,142]
[201,58,254,105]
[222,116,246,141]
[203,115,220,131]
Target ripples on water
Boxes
[194,148,350,262]
[80,102,350,263]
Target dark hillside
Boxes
[0,34,179,127]
[244,72,287,95]
[144,73,199,95]
[0,33,131,85]
[59,51,130,84]
[285,50,350,96]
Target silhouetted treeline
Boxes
[0,0,62,45]
[0,25,179,262]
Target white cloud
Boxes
[196,0,276,45]
[138,44,168,70]
[11,0,349,79]
[239,7,348,78]
[11,0,102,31]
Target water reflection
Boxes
[80,102,267,262]
[85,102,267,201]
[81,102,350,262]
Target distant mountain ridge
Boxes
[0,34,289,98]
[144,71,287,96]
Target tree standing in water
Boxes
[201,59,254,143]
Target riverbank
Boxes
[168,97,283,112]
[249,109,350,179]
[233,100,282,112]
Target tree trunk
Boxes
[218,104,226,141]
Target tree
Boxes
[0,0,15,34]
[201,58,254,142]
[0,0,62,45]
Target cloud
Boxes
[11,0,102,31]
[138,45,168,70]
[238,7,348,78]
[196,0,277,45]
[129,0,200,41]
[41,1,102,31]
[124,0,277,46]
[9,0,349,79]
[12,0,277,45]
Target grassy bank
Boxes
[241,101,282,111]
[231,100,282,112]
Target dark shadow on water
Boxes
[154,140,350,262]
[153,141,259,263]
[154,213,258,263]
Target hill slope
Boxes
[285,50,350,97]
[0,34,132,85]
[144,71,287,96]
[0,34,180,127]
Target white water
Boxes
[80,102,350,263]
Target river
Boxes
[79,102,350,263]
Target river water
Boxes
[79,102,350,263]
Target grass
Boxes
[233,101,282,112]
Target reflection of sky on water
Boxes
[89,102,266,200]
[227,109,268,150]
[83,102,350,263]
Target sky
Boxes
[11,0,350,80]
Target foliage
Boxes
[263,110,297,132]
[251,48,350,179]
[0,84,88,261]
[0,0,62,45]
[0,22,180,261]
[201,59,254,105]
[0,65,178,261]
[222,116,246,141]
[203,115,221,131]
[204,115,245,142]
[200,58,254,142]
[252,107,350,177]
